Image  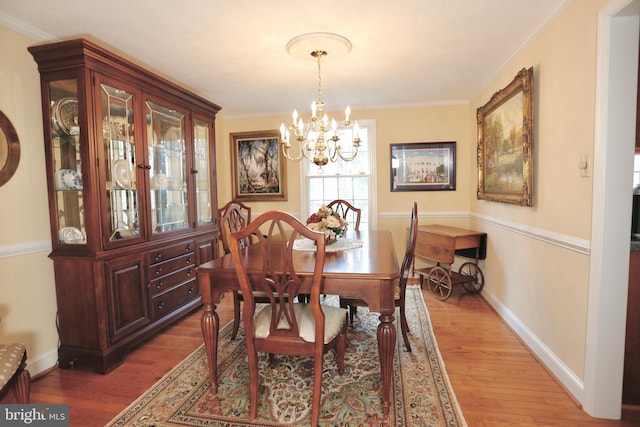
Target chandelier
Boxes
[279,33,361,168]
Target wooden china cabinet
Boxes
[29,39,221,373]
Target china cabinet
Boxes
[30,39,220,373]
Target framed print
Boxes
[477,67,534,206]
[391,141,456,191]
[231,130,287,201]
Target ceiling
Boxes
[0,0,567,118]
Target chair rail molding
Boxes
[472,213,591,255]
[381,211,590,256]
[0,240,51,259]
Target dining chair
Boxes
[327,199,361,230]
[0,343,30,403]
[218,200,253,340]
[229,210,347,426]
[340,202,418,352]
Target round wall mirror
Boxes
[0,110,20,187]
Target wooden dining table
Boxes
[197,229,400,416]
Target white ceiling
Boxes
[0,0,568,118]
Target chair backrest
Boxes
[229,210,327,347]
[326,199,361,230]
[399,202,419,287]
[218,200,252,254]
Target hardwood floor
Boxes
[13,288,640,426]
[423,285,639,427]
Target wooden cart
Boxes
[413,225,487,300]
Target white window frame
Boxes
[300,119,377,229]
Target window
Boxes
[301,120,377,229]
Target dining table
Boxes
[197,229,400,416]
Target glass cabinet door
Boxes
[100,83,141,242]
[146,100,189,234]
[50,79,86,245]
[193,118,213,226]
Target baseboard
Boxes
[481,288,585,405]
[27,347,58,377]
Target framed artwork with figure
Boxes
[231,130,287,201]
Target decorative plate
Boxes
[60,226,85,244]
[52,98,79,136]
[56,169,83,190]
[113,159,132,189]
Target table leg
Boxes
[200,301,219,394]
[377,312,396,416]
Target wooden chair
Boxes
[218,200,253,340]
[229,210,347,426]
[0,343,30,403]
[340,202,418,351]
[327,199,361,230]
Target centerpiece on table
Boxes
[306,204,348,244]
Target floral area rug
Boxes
[106,287,467,427]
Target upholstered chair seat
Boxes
[0,342,30,403]
[254,303,347,343]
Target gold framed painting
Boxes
[231,130,287,201]
[477,67,534,206]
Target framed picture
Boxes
[231,130,287,201]
[477,67,534,206]
[390,141,456,191]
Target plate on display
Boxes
[56,169,83,190]
[113,159,132,189]
[60,226,85,244]
[52,97,79,136]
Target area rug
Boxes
[106,287,467,426]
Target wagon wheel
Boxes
[427,266,453,300]
[459,262,485,293]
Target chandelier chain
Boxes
[317,53,323,108]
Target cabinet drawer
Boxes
[149,265,195,295]
[149,240,195,265]
[151,280,199,319]
[148,253,194,279]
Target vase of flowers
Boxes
[306,204,348,243]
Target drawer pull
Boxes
[155,253,162,262]
[186,257,192,264]
[185,245,192,253]
[155,267,162,275]
[157,301,165,309]
[187,268,193,276]
[156,281,163,289]
[188,286,194,294]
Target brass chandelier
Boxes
[279,33,361,168]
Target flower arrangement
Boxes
[306,204,348,240]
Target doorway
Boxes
[584,0,640,419]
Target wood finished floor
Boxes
[11,288,640,426]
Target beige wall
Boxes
[469,0,609,383]
[0,1,622,412]
[217,103,472,259]
[0,26,58,373]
